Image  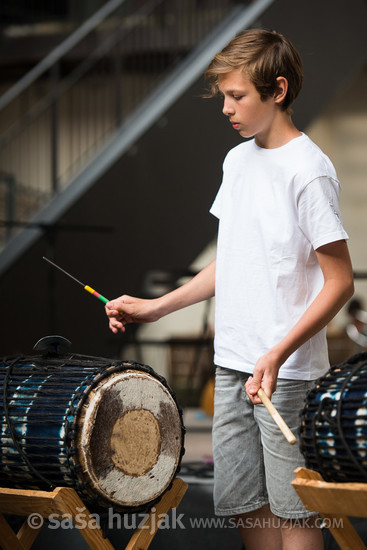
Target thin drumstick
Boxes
[257,388,297,445]
[43,257,109,304]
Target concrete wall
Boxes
[307,62,367,307]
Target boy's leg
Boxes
[213,369,323,549]
[255,378,324,550]
[281,516,324,550]
[233,504,282,550]
[212,367,268,518]
[213,367,281,548]
[233,509,324,550]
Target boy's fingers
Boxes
[246,375,261,395]
[261,383,274,399]
[106,301,126,318]
[244,375,264,404]
[106,300,120,311]
[109,319,126,333]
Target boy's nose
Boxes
[222,98,235,117]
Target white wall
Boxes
[307,62,367,312]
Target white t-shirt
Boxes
[210,133,349,380]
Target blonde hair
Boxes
[205,29,303,112]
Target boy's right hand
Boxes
[105,295,161,333]
[245,348,281,404]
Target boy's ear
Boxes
[274,76,288,105]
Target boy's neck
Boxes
[254,115,302,150]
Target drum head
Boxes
[76,369,183,509]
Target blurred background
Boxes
[0,1,367,547]
[1,0,367,384]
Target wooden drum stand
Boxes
[292,467,367,550]
[0,478,188,550]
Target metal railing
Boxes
[0,0,243,246]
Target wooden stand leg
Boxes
[125,478,188,550]
[0,486,114,550]
[15,519,44,550]
[292,467,367,550]
[0,478,188,550]
[0,512,39,550]
[53,487,115,550]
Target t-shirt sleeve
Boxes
[298,176,349,250]
[210,182,223,219]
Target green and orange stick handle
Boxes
[42,257,109,305]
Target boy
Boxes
[106,29,354,550]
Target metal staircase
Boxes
[0,0,262,250]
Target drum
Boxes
[299,351,367,483]
[0,339,185,512]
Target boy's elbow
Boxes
[348,278,355,300]
[343,275,355,303]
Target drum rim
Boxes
[75,368,184,509]
[68,359,185,512]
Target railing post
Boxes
[50,63,60,194]
[5,175,16,242]
[0,173,16,243]
[114,43,122,128]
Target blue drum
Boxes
[299,351,367,482]
[0,337,185,512]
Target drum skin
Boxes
[299,351,367,483]
[0,352,185,512]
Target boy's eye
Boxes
[233,95,243,101]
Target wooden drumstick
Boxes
[257,388,297,445]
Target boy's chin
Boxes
[239,130,254,139]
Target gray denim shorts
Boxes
[212,366,316,519]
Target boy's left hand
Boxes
[245,350,281,404]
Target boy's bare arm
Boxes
[106,259,216,334]
[246,240,354,403]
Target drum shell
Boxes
[0,354,185,512]
[299,352,367,483]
